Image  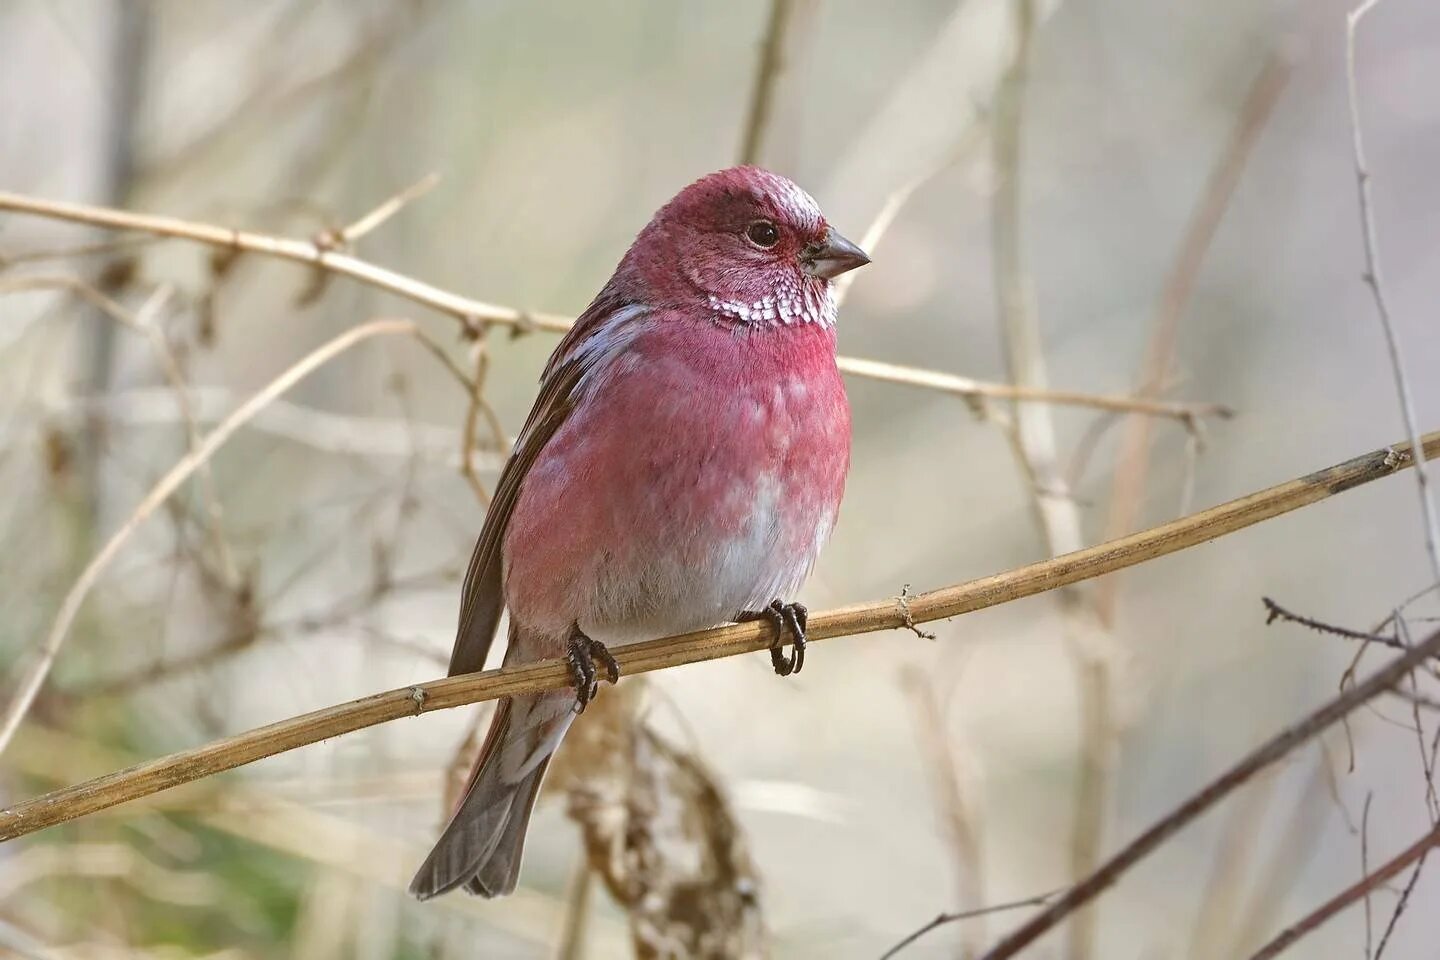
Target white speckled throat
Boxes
[703,275,837,329]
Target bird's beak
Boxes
[801,228,871,280]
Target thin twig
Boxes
[835,355,1227,423]
[1362,792,1375,960]
[1262,597,1410,653]
[1,276,240,584]
[1097,51,1291,621]
[1387,687,1440,712]
[878,890,1061,960]
[336,172,441,245]
[1225,756,1334,956]
[1246,822,1440,960]
[1374,842,1427,958]
[989,5,1110,954]
[553,859,595,960]
[901,668,984,955]
[897,584,937,640]
[1395,614,1440,822]
[737,0,809,166]
[1,429,1435,841]
[832,126,986,308]
[0,232,160,268]
[1345,0,1440,587]
[0,318,468,759]
[459,324,505,506]
[25,386,509,470]
[0,190,1228,425]
[1186,768,1280,960]
[0,189,567,331]
[976,621,1440,959]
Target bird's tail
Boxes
[409,689,575,899]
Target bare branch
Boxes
[0,318,471,760]
[835,356,1227,423]
[554,860,595,960]
[1246,822,1440,960]
[334,171,441,246]
[1097,50,1291,619]
[978,626,1440,958]
[1,429,1435,842]
[1345,0,1440,585]
[988,5,1113,953]
[737,0,815,167]
[1373,838,1428,958]
[0,190,1228,425]
[27,386,509,470]
[0,189,566,332]
[1,276,239,583]
[459,325,506,506]
[1262,597,1410,652]
[831,127,985,309]
[901,668,984,953]
[879,890,1061,960]
[1363,792,1375,960]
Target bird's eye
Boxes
[745,220,780,249]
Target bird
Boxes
[409,166,869,900]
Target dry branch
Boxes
[0,318,471,759]
[1344,0,1440,585]
[2,430,1435,842]
[835,356,1226,421]
[0,190,558,332]
[0,190,1224,424]
[334,171,441,246]
[978,621,1440,959]
[1097,51,1291,619]
[879,890,1061,960]
[1247,822,1440,960]
[31,385,510,470]
[737,0,814,167]
[988,4,1112,953]
[0,275,238,582]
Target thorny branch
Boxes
[1,429,1435,841]
[1262,597,1414,654]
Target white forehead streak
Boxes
[768,176,822,223]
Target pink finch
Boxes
[409,166,869,899]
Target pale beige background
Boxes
[2,1,1438,957]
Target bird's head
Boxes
[621,166,869,329]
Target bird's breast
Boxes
[503,319,850,643]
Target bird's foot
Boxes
[738,600,808,677]
[565,627,620,711]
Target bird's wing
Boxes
[446,292,645,676]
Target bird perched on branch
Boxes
[409,166,869,899]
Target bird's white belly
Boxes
[581,472,827,646]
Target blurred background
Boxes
[2,1,1439,957]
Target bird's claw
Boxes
[739,600,808,677]
[565,628,619,711]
